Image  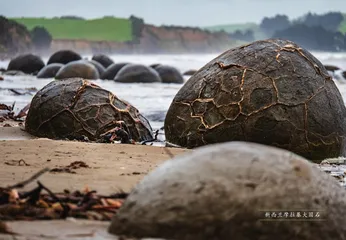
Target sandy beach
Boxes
[0,126,189,239]
[0,128,189,194]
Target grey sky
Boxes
[1,0,345,27]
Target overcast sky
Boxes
[1,0,346,27]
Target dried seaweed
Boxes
[0,168,127,221]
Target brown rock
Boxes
[37,63,63,79]
[7,54,45,74]
[0,76,3,81]
[101,63,129,80]
[114,64,161,83]
[109,141,346,240]
[55,61,99,80]
[164,39,346,162]
[324,64,340,72]
[155,65,184,84]
[47,50,82,65]
[92,54,114,68]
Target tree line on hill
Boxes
[229,12,346,52]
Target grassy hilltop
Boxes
[11,17,133,42]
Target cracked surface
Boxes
[164,39,346,161]
[25,78,153,142]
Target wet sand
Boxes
[0,137,189,194]
[0,126,189,239]
[1,220,164,240]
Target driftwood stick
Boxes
[6,168,50,190]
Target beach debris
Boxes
[0,87,37,96]
[0,102,30,121]
[98,121,134,144]
[319,157,346,188]
[0,168,127,221]
[4,160,30,166]
[141,128,165,146]
[50,161,90,174]
[8,89,32,96]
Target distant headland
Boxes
[205,12,346,52]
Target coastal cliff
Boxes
[0,16,32,59]
[1,15,236,56]
[50,25,235,55]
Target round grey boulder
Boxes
[7,54,45,74]
[92,54,114,68]
[47,50,82,65]
[101,62,129,80]
[37,63,64,79]
[109,141,346,240]
[88,60,106,76]
[155,65,184,84]
[55,61,99,80]
[114,64,161,83]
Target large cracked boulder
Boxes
[25,78,153,142]
[164,39,346,162]
[109,141,346,240]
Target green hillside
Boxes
[11,17,132,42]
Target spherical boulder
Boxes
[55,61,99,80]
[164,39,346,162]
[37,63,64,79]
[88,60,106,76]
[114,64,161,83]
[109,141,346,239]
[7,54,45,74]
[25,78,153,142]
[47,50,82,65]
[101,63,129,80]
[183,69,197,76]
[155,65,184,84]
[324,64,340,72]
[91,54,114,68]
